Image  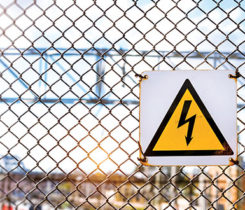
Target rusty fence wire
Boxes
[0,0,245,209]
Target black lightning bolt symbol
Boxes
[178,100,196,146]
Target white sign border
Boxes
[139,70,237,166]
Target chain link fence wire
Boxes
[0,0,245,209]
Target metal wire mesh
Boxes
[0,0,245,209]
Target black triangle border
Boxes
[144,79,233,156]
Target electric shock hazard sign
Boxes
[139,71,237,166]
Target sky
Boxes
[0,0,244,175]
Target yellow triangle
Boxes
[153,89,224,151]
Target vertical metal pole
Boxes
[199,173,206,210]
[215,171,219,209]
[44,54,48,97]
[38,56,43,96]
[96,54,105,98]
[7,173,11,210]
[154,167,161,209]
[170,166,178,209]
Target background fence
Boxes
[0,0,245,209]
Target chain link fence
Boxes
[0,0,244,209]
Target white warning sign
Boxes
[139,70,237,166]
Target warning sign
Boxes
[140,71,237,166]
[144,79,233,156]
